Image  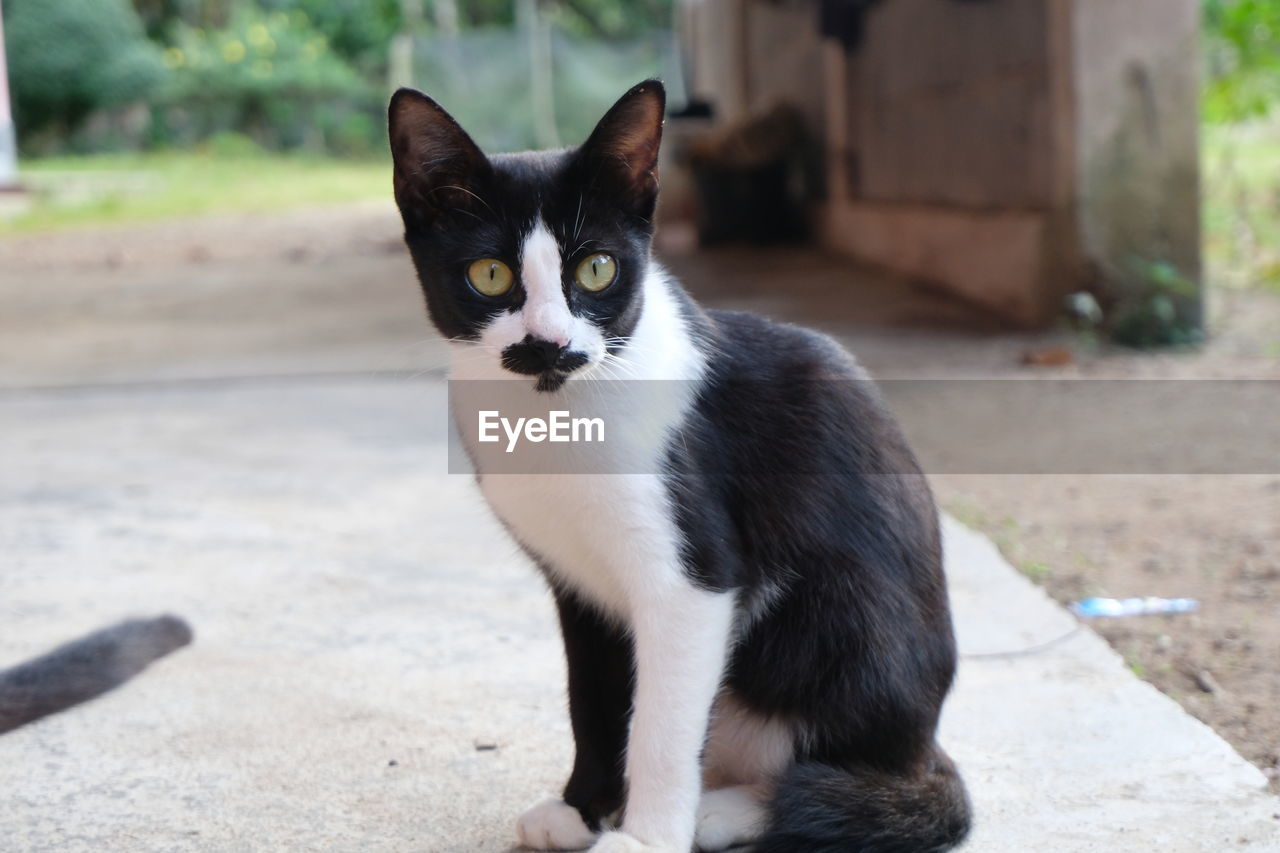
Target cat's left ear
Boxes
[388,88,491,228]
[576,79,665,220]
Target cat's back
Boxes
[671,303,942,589]
[690,307,917,475]
[700,307,870,383]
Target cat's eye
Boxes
[574,253,618,293]
[467,259,514,297]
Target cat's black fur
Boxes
[671,308,968,851]
[390,80,970,853]
[391,93,654,349]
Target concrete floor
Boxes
[2,205,1278,851]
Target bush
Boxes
[258,0,403,75]
[1203,0,1280,123]
[155,8,377,152]
[4,0,167,143]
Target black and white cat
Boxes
[389,81,971,853]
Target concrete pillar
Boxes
[1072,0,1203,340]
[817,0,1201,329]
[684,0,751,124]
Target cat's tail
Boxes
[755,744,972,853]
[0,616,193,735]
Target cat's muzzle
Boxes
[501,336,590,392]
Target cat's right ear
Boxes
[388,88,490,227]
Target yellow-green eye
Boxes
[466,259,514,296]
[575,253,618,292]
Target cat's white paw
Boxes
[587,831,672,853]
[516,797,597,851]
[694,787,768,851]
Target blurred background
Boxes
[2,1,1280,839]
[0,1,1278,342]
[0,0,678,224]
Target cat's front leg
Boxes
[518,587,634,851]
[590,583,736,853]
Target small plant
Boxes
[1021,562,1053,584]
[1107,258,1204,348]
[1067,259,1203,348]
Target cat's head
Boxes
[388,80,665,392]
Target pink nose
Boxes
[543,333,570,348]
[523,302,573,349]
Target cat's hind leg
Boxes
[693,786,770,851]
[694,692,794,851]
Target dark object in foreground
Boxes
[0,615,193,734]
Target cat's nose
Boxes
[501,335,587,376]
[527,337,564,366]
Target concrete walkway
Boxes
[2,207,1278,851]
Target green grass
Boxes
[1203,120,1280,292]
[6,120,1279,269]
[1,150,391,235]
[945,498,1057,584]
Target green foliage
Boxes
[257,0,403,72]
[1066,256,1204,348]
[544,0,676,39]
[1202,3,1280,296]
[460,0,515,29]
[4,0,167,140]
[133,1,235,37]
[6,0,676,156]
[156,8,375,152]
[1203,0,1280,123]
[1108,258,1203,348]
[1202,124,1280,294]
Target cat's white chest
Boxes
[458,368,702,621]
[478,471,680,619]
[449,265,707,619]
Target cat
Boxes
[388,80,971,853]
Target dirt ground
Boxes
[934,474,1280,790]
[921,285,1280,793]
[4,203,1279,792]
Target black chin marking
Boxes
[535,372,569,393]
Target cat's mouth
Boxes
[501,337,590,393]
